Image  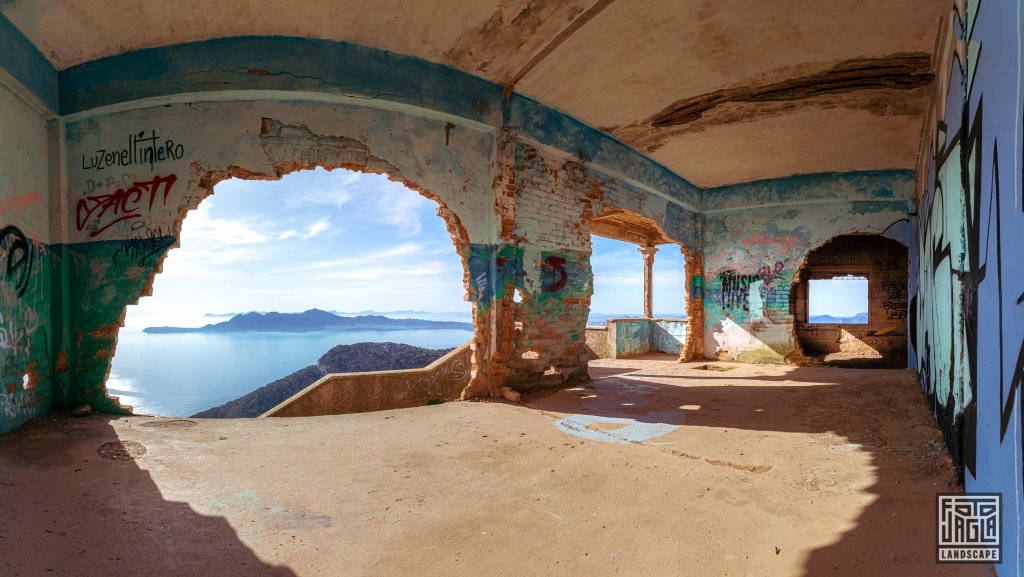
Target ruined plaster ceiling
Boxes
[2,0,947,188]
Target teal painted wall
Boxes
[652,320,686,355]
[702,172,914,363]
[609,319,686,357]
[613,320,652,357]
[0,67,55,433]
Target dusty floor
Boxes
[0,358,987,576]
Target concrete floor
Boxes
[0,358,986,576]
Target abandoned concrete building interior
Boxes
[0,1,1022,575]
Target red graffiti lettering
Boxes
[543,256,567,293]
[75,174,177,238]
[0,190,43,219]
[757,261,786,285]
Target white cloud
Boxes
[366,242,422,259]
[310,261,449,282]
[301,218,331,240]
[271,242,424,273]
[282,170,359,209]
[183,202,268,245]
[376,185,425,237]
[277,230,299,240]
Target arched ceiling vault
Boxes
[2,0,946,188]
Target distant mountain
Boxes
[192,342,452,418]
[332,309,469,316]
[809,312,869,324]
[145,309,473,333]
[203,309,473,321]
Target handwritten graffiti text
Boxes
[112,226,177,268]
[719,269,761,311]
[81,130,184,172]
[0,226,34,298]
[76,174,178,238]
[0,190,43,219]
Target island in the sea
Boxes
[144,308,473,333]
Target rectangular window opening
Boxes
[808,275,868,324]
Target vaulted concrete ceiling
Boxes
[2,0,946,188]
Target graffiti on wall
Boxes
[76,173,178,238]
[918,104,977,474]
[467,243,523,306]
[0,216,48,430]
[80,130,185,172]
[717,269,761,311]
[541,255,567,293]
[711,262,793,316]
[0,225,34,297]
[707,229,810,321]
[757,261,786,286]
[539,251,589,298]
[916,1,1024,498]
[0,190,43,220]
[110,225,176,268]
[882,280,908,320]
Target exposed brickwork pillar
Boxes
[680,250,705,361]
[462,128,518,400]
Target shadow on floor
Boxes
[0,415,297,577]
[530,365,988,577]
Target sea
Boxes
[107,310,659,417]
[107,312,474,418]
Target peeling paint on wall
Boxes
[0,72,52,433]
[702,173,913,363]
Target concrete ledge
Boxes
[585,326,611,359]
[260,341,472,418]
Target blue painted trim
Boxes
[702,170,916,212]
[0,14,58,112]
[59,36,504,125]
[57,35,703,202]
[508,93,702,207]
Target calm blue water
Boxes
[107,329,474,417]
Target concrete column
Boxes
[639,245,658,318]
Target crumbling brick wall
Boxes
[793,234,909,363]
[508,143,599,389]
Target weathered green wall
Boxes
[701,172,914,363]
[0,70,55,433]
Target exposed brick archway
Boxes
[95,118,482,412]
[790,233,909,368]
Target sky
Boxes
[808,278,868,317]
[589,236,686,317]
[124,167,855,330]
[124,168,474,330]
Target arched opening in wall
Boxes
[107,167,474,418]
[792,234,908,369]
[587,208,688,362]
